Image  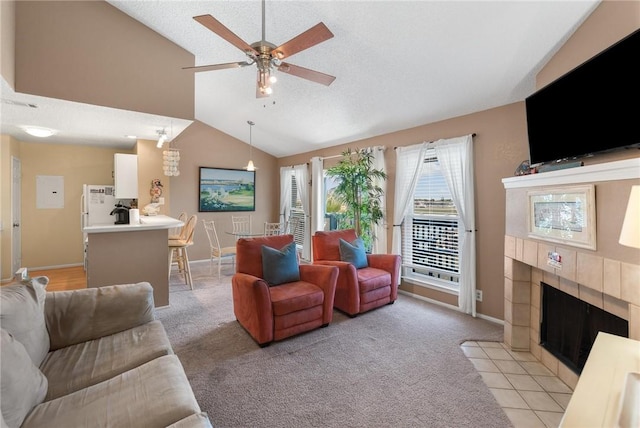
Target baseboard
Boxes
[399,289,504,326]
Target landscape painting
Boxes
[199,167,255,212]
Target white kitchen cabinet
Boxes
[114,153,138,199]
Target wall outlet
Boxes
[475,290,483,302]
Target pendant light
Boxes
[244,120,257,171]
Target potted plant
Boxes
[325,148,387,250]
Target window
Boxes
[402,150,460,290]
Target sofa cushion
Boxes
[0,328,48,428]
[261,242,300,286]
[0,277,50,366]
[339,237,368,269]
[22,355,201,428]
[41,320,174,400]
[357,267,392,292]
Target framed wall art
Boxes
[527,184,596,250]
[199,167,255,212]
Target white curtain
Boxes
[310,157,324,234]
[434,134,476,316]
[310,156,324,262]
[292,164,311,261]
[371,146,387,254]
[392,143,427,259]
[279,167,293,226]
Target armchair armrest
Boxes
[299,264,338,323]
[231,273,273,344]
[367,254,401,299]
[45,282,156,351]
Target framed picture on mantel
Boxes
[199,167,256,212]
[527,184,596,250]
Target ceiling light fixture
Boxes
[156,129,168,148]
[244,120,257,171]
[22,126,55,138]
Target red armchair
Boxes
[232,234,338,347]
[312,229,401,317]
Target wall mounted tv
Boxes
[525,28,640,166]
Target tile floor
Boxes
[461,341,574,428]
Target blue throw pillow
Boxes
[261,242,300,286]
[339,237,368,269]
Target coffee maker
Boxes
[110,203,130,224]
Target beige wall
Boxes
[0,0,15,87]
[18,143,129,269]
[165,121,280,264]
[14,1,194,120]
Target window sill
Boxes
[402,275,459,296]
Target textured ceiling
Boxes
[1,1,600,157]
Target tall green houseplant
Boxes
[325,148,387,250]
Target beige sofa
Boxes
[0,277,212,428]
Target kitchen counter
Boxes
[83,215,182,233]
[85,215,183,307]
[560,332,640,427]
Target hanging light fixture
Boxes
[162,122,180,176]
[156,129,168,148]
[244,120,257,171]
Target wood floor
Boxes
[27,266,87,292]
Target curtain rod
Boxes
[393,133,476,150]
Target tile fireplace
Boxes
[502,157,640,389]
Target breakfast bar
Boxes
[83,215,183,307]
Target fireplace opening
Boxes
[540,282,629,374]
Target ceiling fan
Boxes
[183,0,336,98]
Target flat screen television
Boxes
[525,28,640,166]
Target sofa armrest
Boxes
[45,282,156,351]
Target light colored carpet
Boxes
[158,262,512,428]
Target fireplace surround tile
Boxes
[576,252,604,292]
[523,240,537,266]
[603,258,621,298]
[505,235,516,259]
[603,293,628,321]
[579,285,603,309]
[559,277,579,299]
[537,244,556,273]
[621,262,640,306]
[555,247,576,281]
[516,237,524,261]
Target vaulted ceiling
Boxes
[1,1,600,157]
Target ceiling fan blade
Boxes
[182,61,251,73]
[277,62,336,86]
[193,14,257,55]
[272,22,334,60]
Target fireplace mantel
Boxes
[502,157,640,189]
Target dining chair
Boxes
[202,219,237,279]
[169,211,187,240]
[231,215,252,239]
[169,214,197,289]
[263,222,282,236]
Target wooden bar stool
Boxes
[169,214,197,289]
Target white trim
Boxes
[502,158,640,189]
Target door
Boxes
[11,156,21,275]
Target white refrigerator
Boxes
[81,184,117,270]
